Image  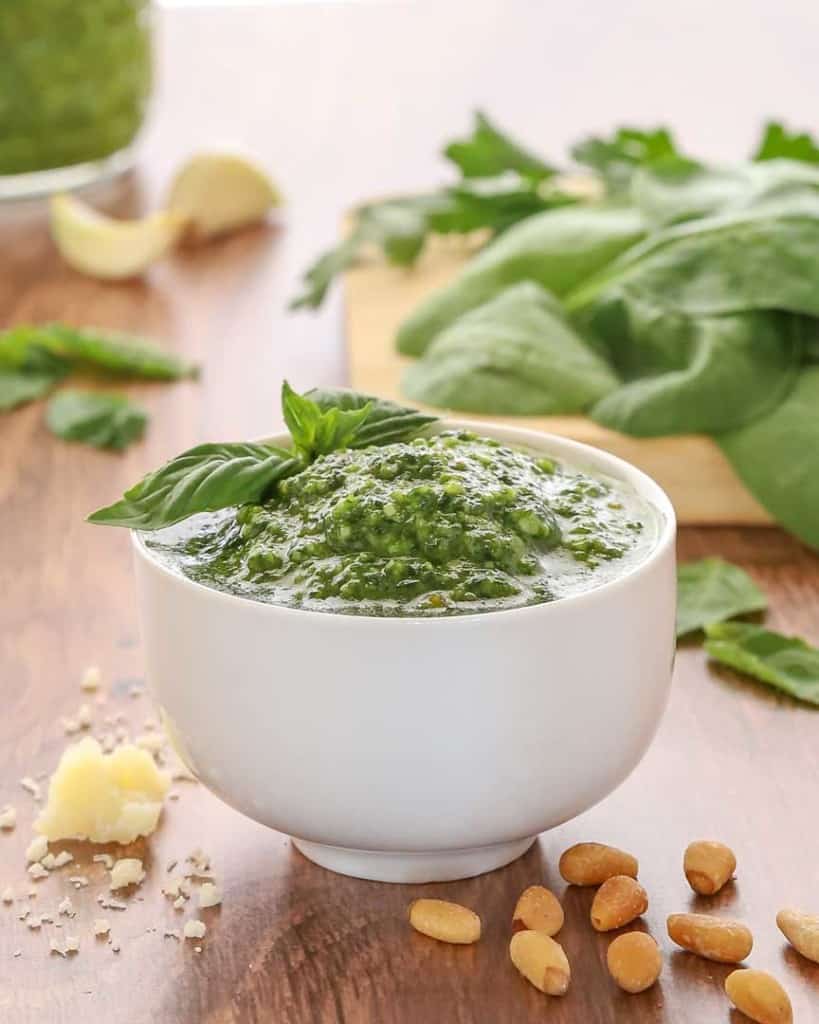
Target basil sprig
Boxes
[89,383,438,529]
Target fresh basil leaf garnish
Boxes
[281,381,372,458]
[304,387,438,446]
[0,368,67,411]
[704,621,819,706]
[753,121,819,165]
[88,442,300,530]
[676,558,768,638]
[46,390,148,451]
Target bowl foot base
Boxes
[291,835,536,883]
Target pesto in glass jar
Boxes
[0,0,152,175]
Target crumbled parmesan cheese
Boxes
[50,938,66,956]
[93,918,110,936]
[20,777,41,801]
[69,876,89,889]
[162,876,188,899]
[65,935,80,953]
[0,805,16,830]
[111,943,120,953]
[62,719,80,736]
[109,858,145,891]
[35,737,170,844]
[52,850,73,868]
[40,853,56,870]
[173,896,186,911]
[80,666,101,692]
[77,704,93,729]
[135,733,164,755]
[26,835,49,864]
[2,887,14,904]
[27,915,42,929]
[183,919,206,940]
[198,883,222,909]
[92,853,114,869]
[27,863,48,880]
[58,897,74,917]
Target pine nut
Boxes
[684,840,736,895]
[512,885,563,936]
[509,930,570,995]
[408,898,480,944]
[725,969,792,1024]
[776,908,819,964]
[558,843,638,886]
[606,932,662,993]
[667,913,752,963]
[591,875,648,932]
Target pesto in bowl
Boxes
[143,429,659,617]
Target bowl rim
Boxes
[132,417,677,626]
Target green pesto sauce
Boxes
[143,431,660,617]
[0,0,152,175]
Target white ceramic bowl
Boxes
[133,421,676,883]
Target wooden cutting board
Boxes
[344,235,772,526]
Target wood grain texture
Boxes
[1,5,819,1023]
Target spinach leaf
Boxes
[304,388,438,446]
[589,309,803,436]
[753,121,819,165]
[631,159,819,228]
[568,195,819,321]
[676,559,767,638]
[444,111,555,183]
[397,204,645,356]
[718,367,819,550]
[403,282,618,414]
[571,126,680,192]
[704,621,819,706]
[0,324,196,381]
[281,381,371,458]
[46,390,148,451]
[88,443,301,530]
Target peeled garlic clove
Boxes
[50,194,183,280]
[167,151,280,239]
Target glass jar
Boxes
[0,0,153,199]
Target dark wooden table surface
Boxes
[2,5,818,1022]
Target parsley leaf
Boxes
[571,126,681,192]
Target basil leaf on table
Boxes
[676,559,767,638]
[753,121,819,165]
[717,367,819,550]
[396,204,646,356]
[0,368,67,411]
[46,390,148,451]
[88,443,300,530]
[588,309,803,437]
[0,324,196,381]
[403,282,618,415]
[281,381,372,458]
[571,126,681,193]
[444,111,556,184]
[704,621,819,706]
[304,388,438,446]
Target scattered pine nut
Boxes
[725,969,792,1024]
[591,875,648,932]
[512,885,563,936]
[684,840,736,895]
[408,898,481,945]
[667,913,752,963]
[558,843,638,886]
[776,908,819,964]
[606,932,662,993]
[509,930,570,995]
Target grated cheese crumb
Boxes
[20,777,41,801]
[0,805,16,830]
[183,919,206,940]
[27,915,42,930]
[92,853,114,869]
[50,938,66,957]
[93,918,110,936]
[13,949,22,958]
[111,943,120,953]
[62,719,80,736]
[40,853,56,870]
[77,704,93,729]
[173,896,186,911]
[69,876,89,888]
[2,887,14,904]
[198,883,222,909]
[65,935,80,953]
[26,835,49,864]
[52,851,73,868]
[80,666,101,692]
[109,858,145,891]
[58,897,74,917]
[27,863,48,880]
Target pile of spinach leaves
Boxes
[313,114,819,549]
